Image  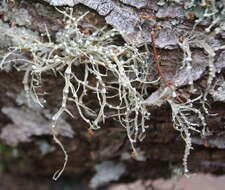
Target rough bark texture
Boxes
[0,0,225,189]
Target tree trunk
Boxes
[0,0,225,189]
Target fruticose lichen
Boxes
[0,7,155,179]
[0,0,225,180]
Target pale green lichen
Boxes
[0,7,154,179]
[167,95,206,174]
[185,0,225,34]
[1,2,224,179]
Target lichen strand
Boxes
[184,0,225,33]
[1,0,225,178]
[153,0,225,173]
[0,8,154,179]
[167,95,207,174]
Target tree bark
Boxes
[0,0,225,189]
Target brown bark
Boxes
[0,0,225,189]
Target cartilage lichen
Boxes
[0,7,155,179]
[167,95,206,174]
[1,1,224,179]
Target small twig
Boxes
[151,32,172,89]
[150,32,183,103]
